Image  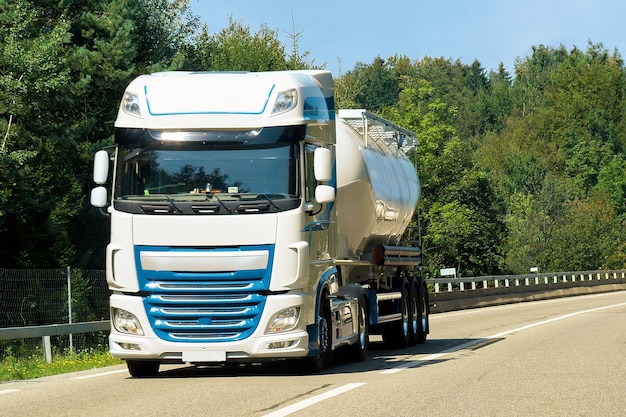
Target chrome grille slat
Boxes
[158,283,253,290]
[158,294,252,302]
[170,333,240,340]
[164,320,245,327]
[161,307,250,314]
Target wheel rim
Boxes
[319,315,329,353]
[401,295,409,337]
[411,289,418,335]
[420,293,428,331]
[358,305,367,349]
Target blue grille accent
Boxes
[135,245,273,343]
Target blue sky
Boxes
[190,0,626,77]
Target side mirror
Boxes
[313,147,332,182]
[90,186,108,208]
[93,150,110,184]
[315,184,335,204]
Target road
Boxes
[2,291,626,416]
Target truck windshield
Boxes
[115,142,298,202]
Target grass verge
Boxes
[0,348,123,382]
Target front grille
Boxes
[135,245,273,343]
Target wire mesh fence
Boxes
[0,268,110,361]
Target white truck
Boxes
[91,70,428,377]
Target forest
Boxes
[2,0,626,278]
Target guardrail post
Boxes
[43,336,52,363]
[67,266,73,353]
[494,278,499,288]
[434,282,440,293]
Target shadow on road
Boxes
[141,336,504,379]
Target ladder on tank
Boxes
[338,109,418,154]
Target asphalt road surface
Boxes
[2,291,626,416]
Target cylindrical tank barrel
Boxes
[335,117,420,258]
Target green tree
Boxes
[0,0,198,268]
[546,193,625,271]
[183,17,290,71]
[386,79,506,276]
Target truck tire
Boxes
[382,286,410,348]
[348,296,369,362]
[127,360,160,378]
[415,283,429,344]
[408,283,420,346]
[302,295,333,373]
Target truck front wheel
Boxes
[127,360,160,378]
[348,296,369,361]
[302,296,333,373]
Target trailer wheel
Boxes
[127,360,160,378]
[408,284,420,346]
[415,284,429,344]
[348,297,369,362]
[382,286,410,348]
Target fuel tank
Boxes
[335,113,420,258]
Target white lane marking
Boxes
[487,301,626,338]
[72,369,128,380]
[382,301,626,374]
[261,382,366,417]
[0,389,21,395]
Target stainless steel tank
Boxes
[335,114,420,258]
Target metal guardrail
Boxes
[427,269,626,313]
[0,321,109,341]
[0,321,110,363]
[427,269,626,292]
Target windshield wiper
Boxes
[162,194,182,214]
[207,193,232,214]
[257,194,283,212]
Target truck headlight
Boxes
[122,92,141,117]
[272,89,297,114]
[266,306,300,333]
[113,308,144,335]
